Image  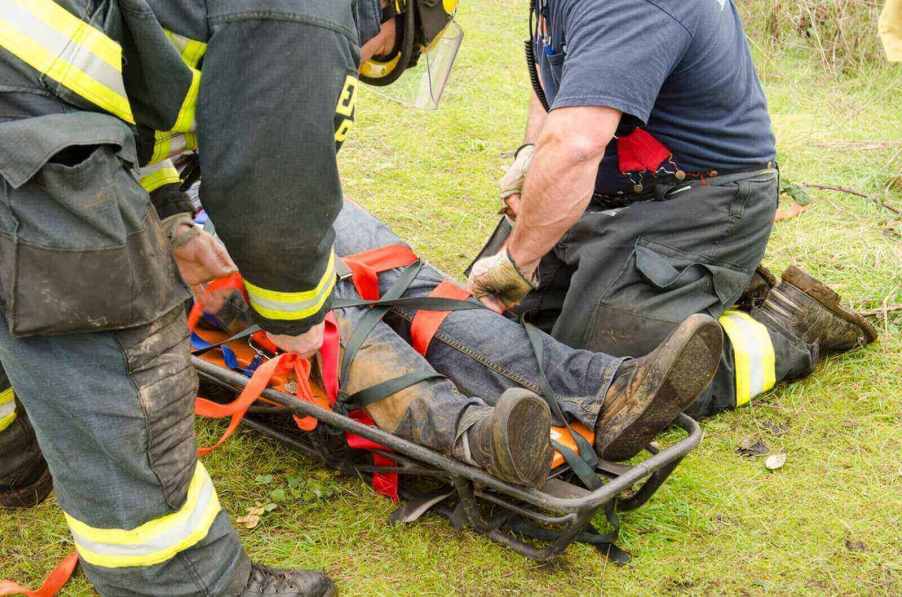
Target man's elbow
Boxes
[538,106,619,165]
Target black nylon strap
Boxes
[345,370,445,410]
[339,262,424,389]
[523,322,600,475]
[332,296,484,312]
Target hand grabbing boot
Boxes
[752,265,877,354]
[453,389,553,488]
[595,314,723,461]
[241,563,336,597]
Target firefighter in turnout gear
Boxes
[0,0,462,595]
[468,0,877,418]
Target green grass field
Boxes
[2,1,901,594]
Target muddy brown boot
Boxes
[241,563,336,597]
[752,265,877,354]
[736,264,778,311]
[454,389,553,488]
[0,407,53,509]
[595,314,723,461]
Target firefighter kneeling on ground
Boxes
[0,0,464,595]
[468,0,877,417]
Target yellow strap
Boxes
[719,310,776,407]
[0,0,134,123]
[245,251,337,321]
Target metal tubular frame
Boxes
[194,356,703,562]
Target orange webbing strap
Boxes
[0,551,78,597]
[342,244,419,300]
[410,281,472,356]
[187,272,246,332]
[195,353,317,455]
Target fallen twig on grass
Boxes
[800,183,901,215]
[858,304,902,317]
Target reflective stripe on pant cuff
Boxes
[719,309,777,407]
[0,388,16,432]
[64,462,221,568]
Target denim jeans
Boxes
[331,201,623,448]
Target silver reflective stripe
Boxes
[65,462,221,568]
[1,0,131,121]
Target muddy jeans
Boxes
[331,201,623,452]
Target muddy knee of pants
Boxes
[336,310,484,454]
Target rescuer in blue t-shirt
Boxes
[467,0,876,417]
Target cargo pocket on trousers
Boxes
[0,124,188,336]
[585,239,749,355]
[118,307,199,509]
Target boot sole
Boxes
[781,266,878,345]
[492,389,553,489]
[599,315,723,461]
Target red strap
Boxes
[0,551,78,597]
[342,244,418,300]
[410,281,471,356]
[617,128,672,174]
[319,313,340,405]
[346,411,399,502]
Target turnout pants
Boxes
[326,200,625,450]
[515,169,815,417]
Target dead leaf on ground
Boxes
[737,437,769,457]
[765,453,787,470]
[236,503,266,529]
[762,421,789,437]
[774,202,807,222]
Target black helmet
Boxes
[360,0,460,86]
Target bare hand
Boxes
[267,322,326,358]
[173,226,237,286]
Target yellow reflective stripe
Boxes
[171,68,200,133]
[0,0,134,124]
[0,389,16,433]
[719,310,776,407]
[245,251,337,321]
[65,462,221,569]
[138,160,180,193]
[150,132,196,164]
[163,30,207,68]
[26,0,121,71]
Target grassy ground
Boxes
[2,1,901,594]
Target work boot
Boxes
[454,389,553,489]
[595,314,724,461]
[736,264,777,311]
[0,409,53,509]
[752,265,877,354]
[241,562,336,597]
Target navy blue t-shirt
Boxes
[536,0,776,192]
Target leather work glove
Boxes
[498,144,534,220]
[163,213,237,287]
[467,248,536,312]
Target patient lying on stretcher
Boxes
[196,200,724,489]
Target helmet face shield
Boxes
[371,20,462,109]
[360,0,462,106]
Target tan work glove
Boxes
[467,248,536,311]
[498,144,535,219]
[162,213,237,286]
